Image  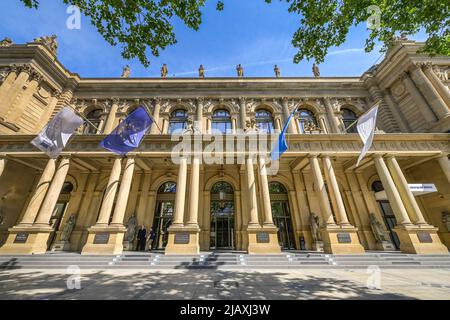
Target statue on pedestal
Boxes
[33,34,58,55]
[274,65,281,78]
[60,214,76,242]
[121,65,131,78]
[125,214,138,242]
[0,37,13,47]
[199,65,205,78]
[161,64,168,78]
[312,63,320,77]
[310,213,322,242]
[369,213,388,243]
[237,64,244,77]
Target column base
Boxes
[81,225,126,255]
[165,225,200,255]
[394,224,449,254]
[50,240,72,252]
[321,224,365,255]
[0,226,53,255]
[246,225,281,254]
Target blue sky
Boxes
[0,0,426,78]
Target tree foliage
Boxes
[20,0,449,67]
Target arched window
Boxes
[371,181,384,192]
[211,109,232,134]
[268,182,287,194]
[158,182,177,193]
[297,109,318,133]
[61,182,74,194]
[255,109,275,133]
[342,108,358,133]
[84,109,102,134]
[168,109,188,134]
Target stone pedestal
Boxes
[50,240,71,252]
[81,225,126,255]
[376,241,396,251]
[165,225,200,255]
[0,226,53,255]
[312,240,324,252]
[122,241,135,251]
[321,225,365,254]
[394,224,449,254]
[246,225,281,254]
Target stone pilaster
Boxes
[400,72,437,124]
[323,97,340,133]
[409,63,449,119]
[103,98,119,134]
[150,98,162,134]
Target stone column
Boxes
[308,155,335,225]
[103,98,119,134]
[19,159,56,225]
[323,98,340,133]
[438,155,450,185]
[111,157,135,225]
[0,157,5,177]
[410,63,449,119]
[317,114,328,134]
[187,156,201,226]
[246,157,260,226]
[34,158,70,226]
[373,155,412,225]
[239,97,247,129]
[196,98,204,133]
[423,63,450,107]
[150,98,161,134]
[96,158,122,225]
[322,156,350,225]
[172,157,188,226]
[258,156,274,226]
[400,72,437,123]
[385,156,427,225]
[282,97,296,133]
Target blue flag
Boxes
[270,109,296,161]
[100,106,152,155]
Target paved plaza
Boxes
[1,268,450,300]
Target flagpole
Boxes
[344,102,380,132]
[141,102,163,134]
[65,105,100,132]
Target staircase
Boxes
[1,251,450,270]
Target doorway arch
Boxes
[210,181,235,250]
[151,181,176,250]
[269,182,296,249]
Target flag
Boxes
[31,107,84,158]
[271,108,296,161]
[356,103,380,167]
[100,106,152,155]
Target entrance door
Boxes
[269,182,295,250]
[379,201,401,250]
[48,182,73,250]
[151,182,176,250]
[210,182,235,250]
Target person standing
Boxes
[148,227,156,251]
[136,225,147,251]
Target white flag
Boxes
[356,104,379,167]
[31,107,84,158]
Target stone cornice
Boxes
[0,134,447,157]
